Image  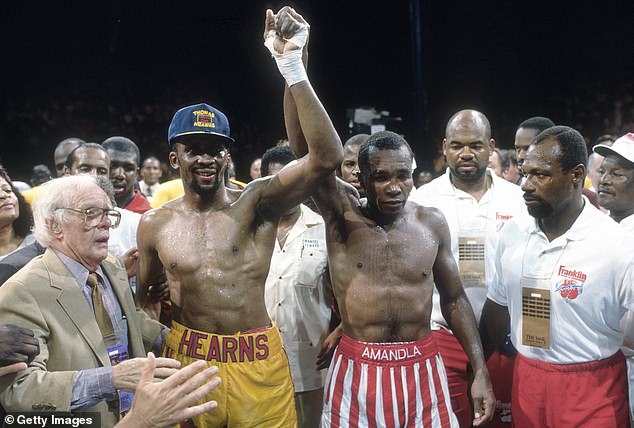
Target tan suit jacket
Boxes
[0,249,163,427]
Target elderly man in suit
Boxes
[0,175,179,427]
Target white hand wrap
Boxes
[264,24,309,87]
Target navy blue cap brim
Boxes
[169,131,235,147]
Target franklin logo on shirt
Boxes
[556,265,587,301]
[556,279,584,301]
[495,212,513,231]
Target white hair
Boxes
[33,175,103,247]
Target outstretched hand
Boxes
[117,352,221,428]
[112,355,181,391]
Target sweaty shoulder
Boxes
[141,201,178,221]
[138,200,184,237]
[238,176,287,225]
[240,176,269,196]
[408,201,449,231]
[240,176,274,208]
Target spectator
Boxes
[500,149,521,185]
[593,132,634,424]
[414,169,434,188]
[20,137,84,206]
[30,164,52,187]
[262,146,332,428]
[480,126,633,427]
[488,148,503,177]
[0,167,35,261]
[0,175,173,427]
[249,157,262,181]
[102,136,152,214]
[339,134,369,198]
[410,109,526,427]
[513,116,555,172]
[138,156,163,202]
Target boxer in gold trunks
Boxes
[137,7,342,427]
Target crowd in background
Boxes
[2,73,633,185]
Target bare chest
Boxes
[328,217,439,295]
[154,213,273,276]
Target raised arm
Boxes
[278,7,349,217]
[258,7,343,219]
[281,8,309,159]
[430,209,495,426]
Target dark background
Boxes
[2,1,633,182]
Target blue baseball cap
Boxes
[168,103,235,147]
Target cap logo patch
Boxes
[193,110,216,129]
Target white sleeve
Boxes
[486,228,509,307]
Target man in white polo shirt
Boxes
[480,125,634,426]
[593,131,634,424]
[410,109,526,427]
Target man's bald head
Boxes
[445,110,491,140]
[341,134,370,196]
[343,134,370,150]
[443,109,495,185]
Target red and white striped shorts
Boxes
[321,333,458,427]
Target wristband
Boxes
[264,27,309,86]
[273,49,307,86]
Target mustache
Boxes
[457,161,478,168]
[523,193,544,202]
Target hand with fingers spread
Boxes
[0,324,39,375]
[116,352,221,428]
[112,355,181,391]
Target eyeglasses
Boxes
[57,207,121,229]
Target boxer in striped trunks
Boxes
[284,77,496,425]
[323,334,457,427]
